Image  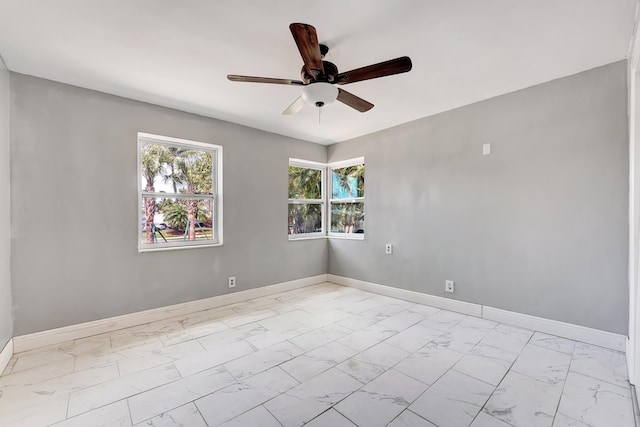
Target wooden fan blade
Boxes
[335,56,412,85]
[289,23,324,78]
[283,96,305,115]
[337,88,374,112]
[227,75,305,86]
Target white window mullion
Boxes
[329,197,365,203]
[322,167,326,235]
[288,199,323,204]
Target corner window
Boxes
[329,158,365,238]
[288,157,364,240]
[138,133,223,252]
[288,160,325,239]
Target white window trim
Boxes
[329,156,365,169]
[328,157,365,240]
[288,157,365,241]
[289,158,327,168]
[137,132,223,252]
[288,160,326,240]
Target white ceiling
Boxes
[0,0,637,145]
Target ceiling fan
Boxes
[227,23,413,115]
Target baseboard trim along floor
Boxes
[12,274,328,353]
[10,272,625,360]
[328,274,626,352]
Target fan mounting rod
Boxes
[319,44,329,58]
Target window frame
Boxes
[137,132,223,252]
[288,157,365,241]
[328,157,365,240]
[288,158,326,240]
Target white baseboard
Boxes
[328,274,482,317]
[264,274,327,295]
[0,338,13,374]
[328,274,626,353]
[10,272,626,355]
[482,306,626,353]
[13,274,328,353]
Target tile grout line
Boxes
[630,383,640,427]
[126,399,134,427]
[384,409,432,427]
[262,403,285,427]
[470,326,536,426]
[197,402,212,427]
[64,393,71,421]
[550,343,579,426]
[332,405,359,426]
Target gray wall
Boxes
[7,61,630,337]
[10,74,327,335]
[328,61,629,334]
[0,55,12,347]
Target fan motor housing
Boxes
[301,61,339,83]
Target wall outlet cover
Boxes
[445,280,455,293]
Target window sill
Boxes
[138,242,223,253]
[288,235,326,241]
[328,234,365,241]
[287,234,366,241]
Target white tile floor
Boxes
[0,283,634,427]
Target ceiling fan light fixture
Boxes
[302,82,338,108]
[228,23,412,114]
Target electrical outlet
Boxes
[385,243,393,255]
[445,280,455,293]
[228,276,236,288]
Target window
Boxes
[288,159,325,239]
[138,133,222,251]
[288,157,364,240]
[329,158,365,238]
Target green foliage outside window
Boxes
[331,165,365,234]
[140,143,214,244]
[288,166,323,235]
[288,166,322,199]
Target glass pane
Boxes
[288,203,323,235]
[140,143,214,195]
[331,202,365,234]
[332,165,364,199]
[141,197,214,245]
[289,166,322,199]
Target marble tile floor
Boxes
[0,282,634,427]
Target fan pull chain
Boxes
[318,106,322,125]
